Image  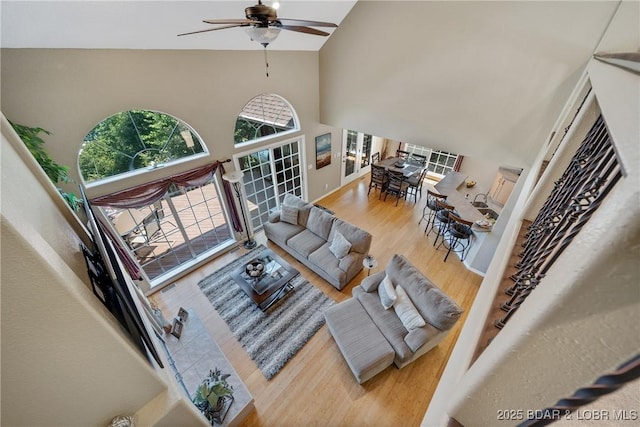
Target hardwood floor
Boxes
[150,176,483,427]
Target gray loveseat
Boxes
[324,254,463,383]
[264,193,372,290]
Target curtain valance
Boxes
[90,161,224,208]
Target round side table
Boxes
[362,256,378,276]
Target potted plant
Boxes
[192,368,234,425]
[9,120,82,212]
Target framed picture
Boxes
[177,307,189,322]
[315,133,332,169]
[171,318,184,339]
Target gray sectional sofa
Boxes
[263,193,372,290]
[324,254,463,383]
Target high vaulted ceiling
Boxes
[1,1,357,51]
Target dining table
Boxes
[374,156,425,178]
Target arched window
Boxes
[234,93,299,145]
[79,110,234,289]
[79,110,207,183]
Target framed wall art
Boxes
[315,133,332,169]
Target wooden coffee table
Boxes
[230,248,299,311]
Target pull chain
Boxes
[263,47,270,77]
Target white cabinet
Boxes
[488,169,518,206]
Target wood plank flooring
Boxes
[150,176,483,427]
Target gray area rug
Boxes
[198,245,334,380]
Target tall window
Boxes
[236,139,304,231]
[405,144,459,176]
[234,93,299,145]
[108,179,231,282]
[79,110,206,183]
[80,110,232,287]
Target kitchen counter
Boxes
[433,172,493,232]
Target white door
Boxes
[341,130,373,186]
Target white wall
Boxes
[0,49,342,203]
[320,1,618,167]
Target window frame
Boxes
[78,109,209,187]
[233,93,301,149]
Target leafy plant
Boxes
[10,121,82,211]
[192,368,234,421]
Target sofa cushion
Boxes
[280,204,299,225]
[309,244,346,283]
[394,285,426,331]
[324,298,395,384]
[385,254,462,331]
[404,323,440,352]
[263,221,305,246]
[287,229,326,258]
[307,206,334,240]
[360,271,385,293]
[329,230,351,259]
[417,288,464,331]
[283,193,313,227]
[354,286,413,363]
[330,218,372,254]
[378,275,397,310]
[404,328,429,353]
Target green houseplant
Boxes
[10,121,82,211]
[192,368,234,425]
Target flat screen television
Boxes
[80,188,163,368]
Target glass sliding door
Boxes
[236,138,304,232]
[341,130,373,185]
[107,177,233,285]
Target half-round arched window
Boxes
[234,93,299,145]
[79,110,207,183]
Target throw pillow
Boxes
[394,285,426,331]
[307,206,334,239]
[378,275,397,310]
[280,204,299,225]
[329,231,351,259]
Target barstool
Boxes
[419,189,448,231]
[427,200,455,246]
[438,213,474,262]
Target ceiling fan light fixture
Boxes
[245,26,281,47]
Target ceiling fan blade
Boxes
[278,18,338,28]
[178,24,248,37]
[203,19,253,25]
[280,25,330,37]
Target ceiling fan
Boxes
[178,0,338,48]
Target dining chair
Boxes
[406,169,427,203]
[409,153,427,166]
[371,151,380,164]
[128,210,162,247]
[384,170,410,206]
[396,149,410,159]
[368,164,388,197]
[437,213,474,262]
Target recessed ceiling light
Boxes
[272,2,280,10]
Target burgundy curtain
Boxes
[90,161,223,208]
[454,155,464,172]
[96,217,143,281]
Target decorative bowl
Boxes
[246,261,265,278]
[466,180,476,188]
